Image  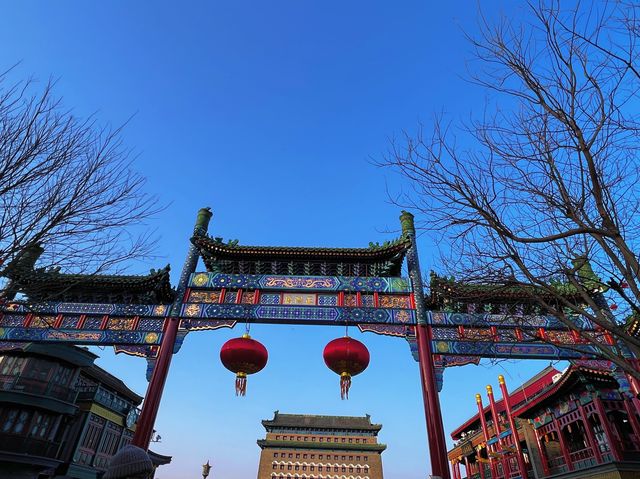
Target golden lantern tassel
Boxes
[340,372,351,400]
[236,372,247,396]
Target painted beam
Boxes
[188,273,412,293]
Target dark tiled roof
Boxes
[262,413,382,431]
[6,265,175,304]
[428,273,586,310]
[192,235,410,272]
[82,363,143,404]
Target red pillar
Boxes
[454,460,462,479]
[498,375,528,478]
[532,429,550,477]
[552,418,574,471]
[477,394,499,479]
[578,403,602,464]
[487,385,511,477]
[416,323,451,478]
[131,317,179,448]
[477,451,486,479]
[623,397,640,450]
[464,455,470,479]
[132,207,213,449]
[594,394,623,461]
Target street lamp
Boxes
[202,460,211,479]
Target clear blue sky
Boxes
[0,2,559,478]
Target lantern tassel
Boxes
[236,372,247,396]
[340,372,351,400]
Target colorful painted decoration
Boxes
[220,333,268,396]
[323,336,370,399]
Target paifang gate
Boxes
[0,208,637,479]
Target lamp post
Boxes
[202,460,211,479]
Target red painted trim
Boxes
[533,426,551,476]
[132,316,141,330]
[477,395,499,479]
[490,326,497,341]
[594,394,623,461]
[579,402,603,464]
[254,290,261,304]
[515,328,523,341]
[538,327,546,340]
[553,413,574,470]
[77,315,87,329]
[99,315,109,330]
[53,314,64,329]
[338,292,345,307]
[219,288,226,304]
[236,289,243,304]
[23,313,33,327]
[409,292,416,309]
[457,325,465,339]
[373,292,379,307]
[499,378,529,478]
[356,292,362,307]
[183,287,191,303]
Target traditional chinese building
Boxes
[0,343,170,479]
[257,412,386,479]
[448,365,640,479]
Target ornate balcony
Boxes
[0,433,60,459]
[0,374,78,403]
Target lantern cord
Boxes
[245,322,251,335]
[236,373,247,396]
[340,372,351,400]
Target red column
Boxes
[578,404,602,464]
[132,207,212,450]
[464,455,470,479]
[594,394,623,461]
[454,460,462,479]
[487,385,511,477]
[498,375,528,478]
[552,418,573,471]
[477,450,486,479]
[132,317,179,449]
[416,323,451,478]
[532,429,550,477]
[476,394,499,479]
[623,397,640,450]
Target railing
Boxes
[0,434,60,459]
[0,374,77,403]
[569,447,597,470]
[547,455,568,476]
[77,385,133,415]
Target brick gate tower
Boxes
[257,412,386,479]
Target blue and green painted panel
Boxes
[180,303,415,325]
[429,311,595,331]
[188,273,411,293]
[430,339,600,359]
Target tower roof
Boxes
[262,412,382,431]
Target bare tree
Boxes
[0,69,159,282]
[381,1,640,376]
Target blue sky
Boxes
[0,2,559,478]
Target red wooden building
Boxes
[448,365,640,479]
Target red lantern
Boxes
[323,336,370,399]
[620,281,629,289]
[220,333,268,396]
[610,303,619,311]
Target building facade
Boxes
[448,365,640,479]
[257,412,386,479]
[0,343,170,479]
